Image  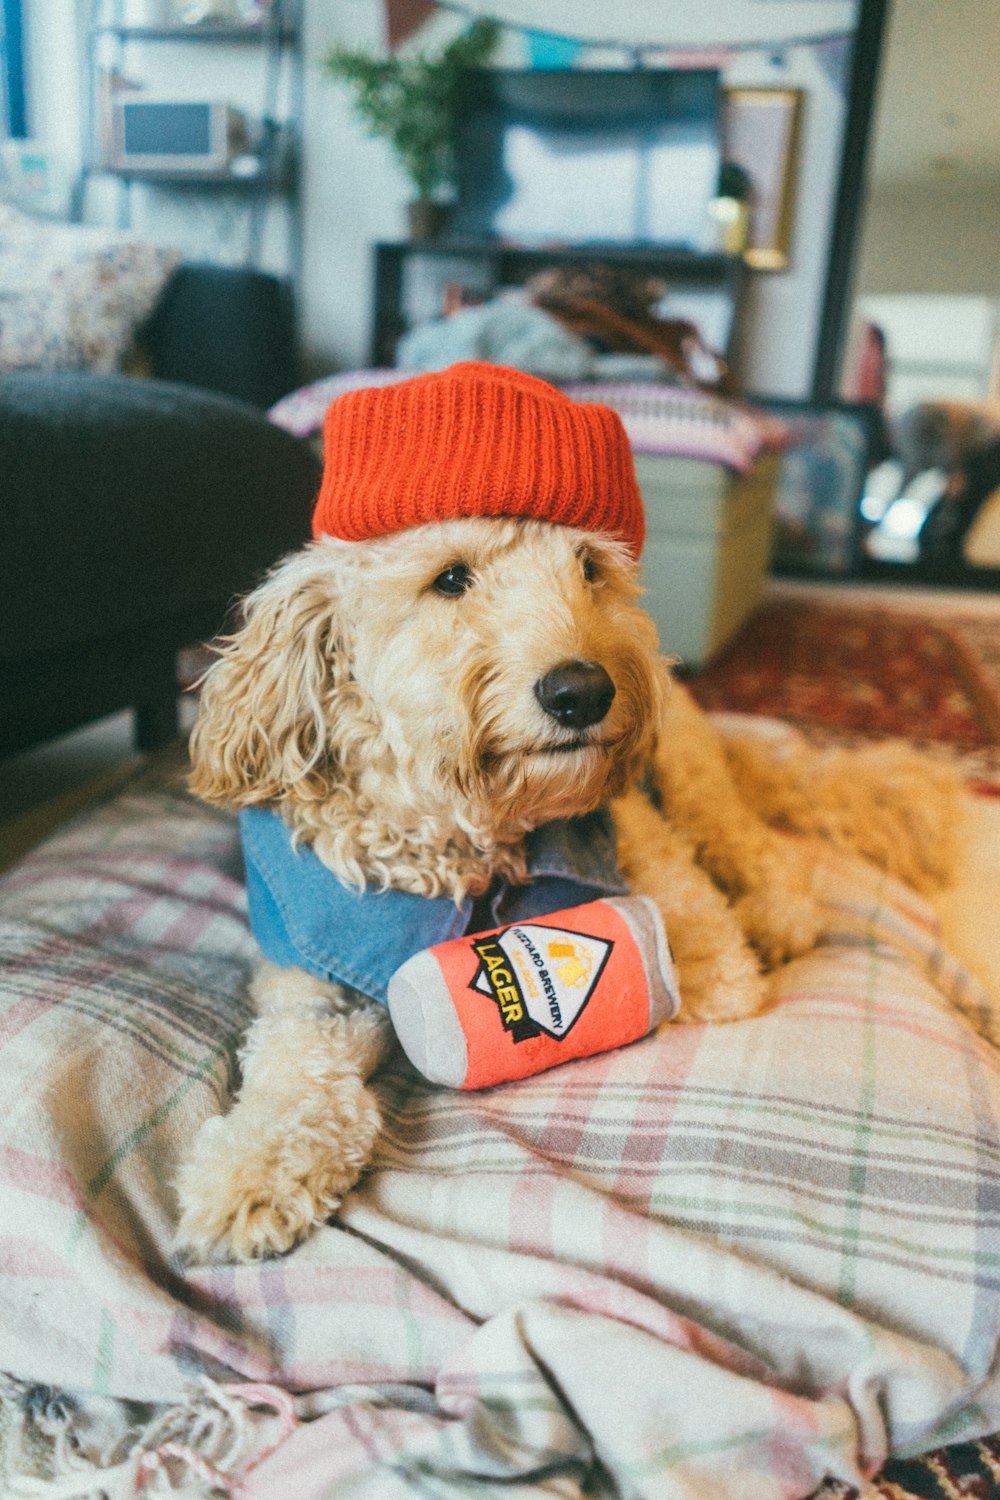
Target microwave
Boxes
[110,99,247,172]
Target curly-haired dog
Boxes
[175,364,961,1262]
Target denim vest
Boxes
[240,806,630,1004]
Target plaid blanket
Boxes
[2,750,1000,1499]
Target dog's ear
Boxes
[611,649,667,796]
[189,550,362,808]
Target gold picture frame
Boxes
[722,86,804,271]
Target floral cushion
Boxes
[0,204,181,373]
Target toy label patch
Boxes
[470,922,613,1042]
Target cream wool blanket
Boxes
[1,751,999,1499]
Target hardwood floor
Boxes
[0,699,195,875]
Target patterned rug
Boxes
[811,1435,1000,1499]
[687,595,1000,792]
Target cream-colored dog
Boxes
[174,513,961,1262]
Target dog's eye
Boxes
[580,551,599,584]
[431,563,474,597]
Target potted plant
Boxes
[324,20,500,241]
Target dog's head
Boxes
[190,516,664,895]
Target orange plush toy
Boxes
[388,896,680,1089]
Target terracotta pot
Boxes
[407,199,449,243]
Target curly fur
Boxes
[176,515,963,1262]
[190,520,661,898]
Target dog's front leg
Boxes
[652,685,821,967]
[613,789,766,1023]
[174,964,392,1262]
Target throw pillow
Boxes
[0,204,181,373]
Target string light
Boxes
[431,1,852,59]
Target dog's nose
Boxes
[534,661,616,730]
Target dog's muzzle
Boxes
[534,660,616,731]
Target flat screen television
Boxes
[451,69,722,250]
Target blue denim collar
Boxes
[239,805,629,1005]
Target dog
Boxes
[892,399,1000,566]
[174,364,962,1263]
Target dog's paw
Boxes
[661,891,767,1024]
[735,884,822,969]
[672,933,767,1024]
[729,836,822,969]
[174,1076,382,1263]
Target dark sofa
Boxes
[0,264,322,758]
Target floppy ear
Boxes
[189,549,363,808]
[609,646,668,797]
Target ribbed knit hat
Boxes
[312,362,645,557]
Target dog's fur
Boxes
[175,516,962,1261]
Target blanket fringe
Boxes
[0,1375,297,1499]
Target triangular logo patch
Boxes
[470,921,613,1042]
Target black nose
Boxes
[534,661,616,730]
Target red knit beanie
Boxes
[312,362,645,558]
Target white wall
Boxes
[300,0,402,375]
[22,0,859,395]
[844,179,1000,408]
[723,43,848,396]
[855,179,1000,298]
[302,2,856,393]
[21,0,79,207]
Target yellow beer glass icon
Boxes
[547,938,592,988]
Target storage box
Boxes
[564,384,777,670]
[635,450,777,668]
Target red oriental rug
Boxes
[686,595,1000,792]
[810,1435,1000,1500]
